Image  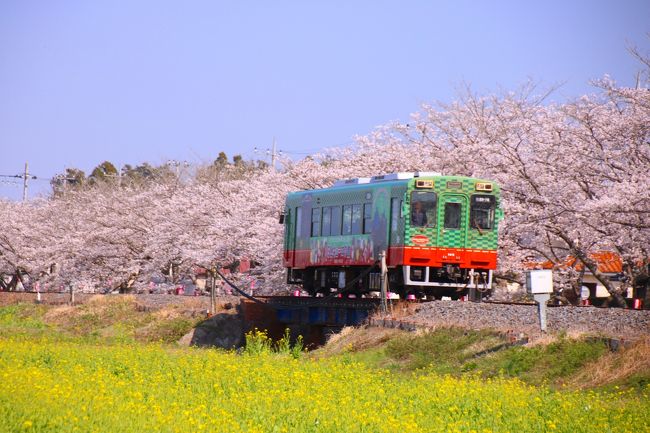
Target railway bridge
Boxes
[240,296,385,346]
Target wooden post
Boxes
[69,283,75,305]
[210,268,217,316]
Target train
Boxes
[281,172,503,299]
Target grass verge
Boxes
[0,297,203,344]
[315,326,647,391]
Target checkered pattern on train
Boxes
[403,176,500,251]
[467,229,498,250]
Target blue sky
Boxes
[1,1,648,200]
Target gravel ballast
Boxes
[404,301,650,340]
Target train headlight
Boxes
[475,182,493,192]
[415,180,434,188]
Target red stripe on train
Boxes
[285,247,496,270]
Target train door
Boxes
[290,206,301,267]
[389,197,403,246]
[437,194,468,252]
[284,208,293,266]
[387,193,408,265]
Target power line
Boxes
[0,163,54,201]
[1,170,78,184]
[252,138,357,162]
[278,150,315,156]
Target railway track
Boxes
[1,290,638,310]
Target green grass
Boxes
[140,316,199,343]
[471,336,608,385]
[384,327,506,374]
[0,303,50,337]
[0,300,202,345]
[326,327,614,389]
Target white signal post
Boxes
[526,270,554,332]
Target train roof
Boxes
[332,171,441,187]
[287,172,499,199]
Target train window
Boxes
[295,207,302,238]
[390,198,401,232]
[331,206,342,236]
[342,205,352,235]
[470,195,495,230]
[322,207,332,236]
[410,191,437,227]
[363,203,372,234]
[444,202,461,229]
[311,208,321,237]
[351,204,362,235]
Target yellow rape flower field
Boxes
[0,337,648,433]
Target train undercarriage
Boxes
[287,265,493,300]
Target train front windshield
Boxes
[470,195,496,230]
[410,191,436,227]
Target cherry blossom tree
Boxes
[381,77,649,305]
[1,59,647,306]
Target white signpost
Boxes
[526,270,554,332]
[580,286,591,306]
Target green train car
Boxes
[282,172,503,299]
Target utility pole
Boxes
[254,139,281,172]
[0,163,36,199]
[271,137,277,172]
[22,162,29,202]
[166,160,189,180]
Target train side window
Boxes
[331,206,342,236]
[322,207,332,236]
[342,205,352,235]
[390,198,400,232]
[444,202,461,229]
[311,208,321,237]
[351,204,362,234]
[295,207,302,238]
[363,203,372,234]
[470,195,495,230]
